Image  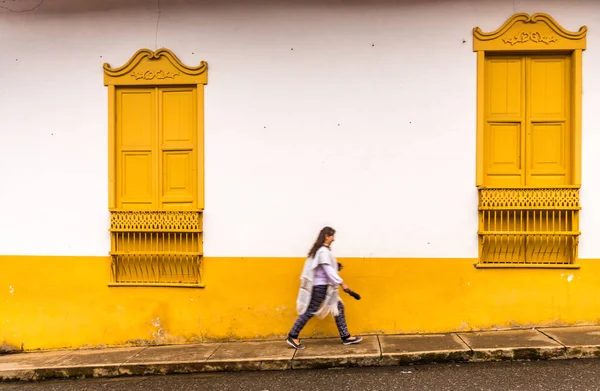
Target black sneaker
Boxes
[342,336,363,345]
[286,336,305,350]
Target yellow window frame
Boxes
[103,49,208,286]
[473,14,587,268]
[474,13,586,186]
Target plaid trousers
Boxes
[289,285,350,339]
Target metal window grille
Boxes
[478,187,580,265]
[109,211,203,286]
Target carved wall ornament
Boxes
[503,31,559,46]
[130,70,180,80]
[473,13,586,52]
[103,48,207,86]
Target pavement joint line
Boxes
[56,352,73,361]
[205,343,222,362]
[119,346,150,367]
[535,328,568,349]
[453,333,473,352]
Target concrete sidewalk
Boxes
[2,326,600,382]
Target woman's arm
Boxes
[321,262,343,285]
[317,248,350,290]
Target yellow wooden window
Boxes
[473,14,586,268]
[104,49,208,286]
[483,55,572,187]
[116,87,198,210]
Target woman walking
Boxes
[286,226,362,349]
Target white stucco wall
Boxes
[0,0,599,258]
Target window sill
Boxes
[108,283,205,288]
[474,264,580,270]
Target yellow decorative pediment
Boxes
[103,48,208,86]
[473,13,587,52]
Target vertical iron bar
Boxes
[495,210,499,263]
[524,209,528,264]
[500,209,503,263]
[519,210,523,263]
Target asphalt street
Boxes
[3,359,600,391]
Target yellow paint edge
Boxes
[475,264,581,269]
[107,85,116,209]
[573,49,583,186]
[475,50,484,186]
[197,84,205,209]
[108,283,205,288]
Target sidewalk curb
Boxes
[564,346,600,359]
[4,326,600,383]
[0,345,580,382]
[470,346,566,361]
[380,349,473,366]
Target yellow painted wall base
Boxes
[1,256,600,351]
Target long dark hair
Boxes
[308,226,336,259]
